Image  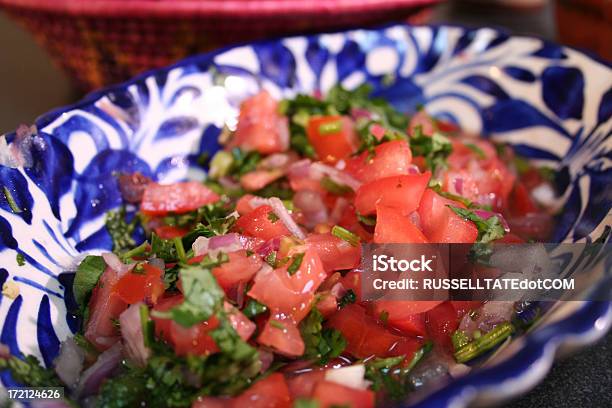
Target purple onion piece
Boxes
[473,209,510,232]
[119,303,150,368]
[53,337,85,389]
[76,343,122,398]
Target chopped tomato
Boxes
[225,302,256,341]
[248,248,326,322]
[307,115,359,164]
[509,182,538,216]
[230,90,289,154]
[374,204,428,244]
[355,173,431,216]
[372,301,441,337]
[154,225,190,239]
[426,301,459,353]
[312,380,375,408]
[337,204,374,242]
[418,189,478,243]
[287,370,326,399]
[327,304,420,360]
[151,294,183,340]
[170,317,220,356]
[212,250,263,291]
[84,266,128,350]
[235,204,291,241]
[339,270,362,303]
[236,194,257,215]
[240,169,284,191]
[345,140,413,183]
[113,263,165,305]
[315,292,338,318]
[258,313,305,357]
[232,373,292,408]
[140,181,219,216]
[305,233,361,271]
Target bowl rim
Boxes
[7,22,611,407]
[0,0,442,18]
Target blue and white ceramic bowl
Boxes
[0,24,610,406]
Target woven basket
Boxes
[0,0,441,90]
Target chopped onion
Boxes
[330,197,349,224]
[209,233,243,256]
[310,163,362,191]
[350,107,373,121]
[192,236,210,256]
[287,159,312,179]
[76,343,122,398]
[53,337,85,389]
[448,363,471,378]
[330,282,347,299]
[218,176,241,190]
[293,190,328,229]
[408,211,422,230]
[258,349,275,373]
[453,177,464,195]
[268,197,305,239]
[102,252,133,276]
[277,116,290,151]
[119,303,150,368]
[531,183,556,208]
[407,164,421,175]
[257,238,280,257]
[148,257,165,271]
[258,153,291,170]
[324,364,371,390]
[249,195,271,209]
[459,301,515,335]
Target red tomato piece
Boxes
[339,270,362,303]
[345,140,413,183]
[315,292,338,318]
[373,204,428,244]
[372,301,441,337]
[212,250,263,291]
[170,317,220,356]
[326,304,419,360]
[224,302,257,341]
[236,194,257,215]
[140,181,219,216]
[257,314,305,357]
[240,169,284,191]
[154,225,190,239]
[230,90,289,154]
[84,266,128,350]
[151,294,183,341]
[232,373,292,408]
[248,248,327,322]
[417,189,478,244]
[510,182,538,216]
[287,370,326,399]
[113,263,164,305]
[306,115,359,164]
[305,233,361,272]
[355,173,431,216]
[312,380,375,408]
[235,204,291,241]
[426,301,459,353]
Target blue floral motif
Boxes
[0,24,609,406]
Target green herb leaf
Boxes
[73,255,106,308]
[320,176,353,195]
[454,322,514,363]
[448,206,506,244]
[268,211,280,223]
[451,330,470,351]
[0,354,62,388]
[16,253,25,266]
[294,398,320,408]
[243,299,268,318]
[105,206,139,253]
[300,309,346,365]
[151,233,177,262]
[287,252,305,275]
[464,143,486,160]
[409,128,453,172]
[338,289,356,308]
[357,213,377,226]
[3,186,22,213]
[331,225,360,247]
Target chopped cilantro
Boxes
[267,211,280,223]
[451,330,470,351]
[105,206,139,253]
[448,206,506,244]
[73,255,106,309]
[151,233,178,262]
[287,252,305,275]
[294,399,320,408]
[464,143,486,160]
[379,310,389,324]
[454,322,514,363]
[338,289,356,308]
[16,253,25,266]
[229,148,261,177]
[3,186,22,213]
[0,354,62,387]
[331,225,360,246]
[409,128,453,173]
[270,320,286,330]
[265,251,277,268]
[357,213,377,226]
[318,119,343,134]
[300,309,346,365]
[320,176,353,195]
[243,299,268,318]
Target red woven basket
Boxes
[0,0,441,90]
